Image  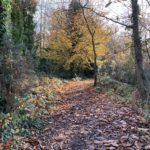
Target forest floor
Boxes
[22,80,150,150]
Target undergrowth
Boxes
[143,104,150,122]
[0,77,63,149]
[97,75,150,123]
[97,75,134,98]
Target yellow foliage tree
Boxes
[41,5,110,77]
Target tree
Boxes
[83,0,150,102]
[11,0,23,45]
[0,0,6,111]
[131,0,150,102]
[66,0,84,76]
[0,0,15,112]
[80,3,98,86]
[0,0,6,46]
[41,4,109,78]
[0,0,37,112]
[11,0,36,54]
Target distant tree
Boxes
[11,0,36,54]
[66,0,85,76]
[41,0,109,78]
[82,0,150,101]
[131,0,150,101]
[22,0,36,52]
[0,0,15,112]
[0,0,6,111]
[0,0,6,46]
[0,0,37,112]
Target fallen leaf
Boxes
[134,141,143,150]
[0,144,3,150]
[145,144,150,150]
[22,143,31,149]
[3,139,13,149]
[131,134,139,140]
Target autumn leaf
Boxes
[0,144,3,150]
[3,139,13,149]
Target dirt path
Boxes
[36,80,150,150]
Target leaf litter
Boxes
[21,80,150,150]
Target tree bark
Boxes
[131,0,150,102]
[81,6,98,86]
[92,36,98,86]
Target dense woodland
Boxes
[0,0,150,149]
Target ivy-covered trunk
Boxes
[0,0,5,46]
[131,0,150,102]
[0,0,15,112]
[11,0,36,55]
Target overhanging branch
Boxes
[84,7,133,29]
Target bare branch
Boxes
[83,6,133,29]
[79,0,95,36]
[146,0,150,6]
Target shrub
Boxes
[97,75,134,97]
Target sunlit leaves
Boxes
[42,7,110,73]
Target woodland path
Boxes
[35,80,150,150]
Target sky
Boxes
[35,0,150,34]
[35,0,128,31]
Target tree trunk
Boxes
[131,0,150,102]
[80,6,98,86]
[92,36,98,86]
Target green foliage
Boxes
[144,109,150,122]
[0,0,37,113]
[99,48,136,85]
[72,75,82,81]
[0,0,6,46]
[11,0,24,44]
[23,0,36,51]
[97,75,134,97]
[0,75,62,148]
[112,57,136,85]
[142,104,150,122]
[11,0,36,53]
[0,110,41,144]
[69,0,81,11]
[38,55,94,78]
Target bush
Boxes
[97,75,134,97]
[98,53,136,85]
[38,57,94,79]
[0,76,60,149]
[0,110,42,144]
[112,64,136,85]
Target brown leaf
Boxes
[55,134,65,142]
[0,144,3,150]
[134,141,143,150]
[26,138,39,146]
[3,139,13,149]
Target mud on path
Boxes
[36,80,150,150]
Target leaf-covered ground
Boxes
[20,80,150,150]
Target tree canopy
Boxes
[40,4,110,77]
